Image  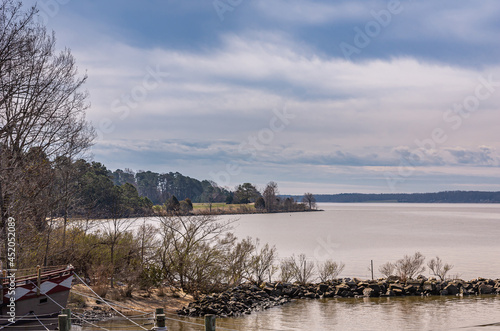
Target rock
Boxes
[318,284,329,293]
[404,285,417,294]
[386,275,400,282]
[444,284,460,295]
[385,290,395,297]
[303,292,317,299]
[363,288,376,297]
[423,281,435,292]
[479,284,494,294]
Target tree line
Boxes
[292,191,500,203]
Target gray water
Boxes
[84,203,500,330]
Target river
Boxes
[84,203,500,330]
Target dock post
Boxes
[371,260,374,280]
[62,308,72,330]
[155,308,167,330]
[205,314,216,331]
[58,314,69,331]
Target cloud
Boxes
[27,0,500,193]
[446,146,498,166]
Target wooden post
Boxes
[155,308,167,330]
[36,265,41,296]
[205,314,216,331]
[371,260,374,280]
[62,308,71,330]
[58,314,69,331]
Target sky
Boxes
[24,0,500,194]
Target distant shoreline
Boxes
[284,191,500,204]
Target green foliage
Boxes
[166,195,180,212]
[233,183,261,204]
[254,197,266,210]
[139,263,164,290]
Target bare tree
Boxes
[379,261,395,278]
[157,214,234,293]
[394,252,426,281]
[136,221,159,266]
[250,239,277,284]
[0,0,94,262]
[302,193,317,210]
[279,258,295,283]
[219,233,254,286]
[290,254,315,285]
[317,260,345,282]
[263,181,279,212]
[428,256,453,281]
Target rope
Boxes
[27,280,111,331]
[70,290,153,315]
[32,312,50,331]
[28,280,66,310]
[71,313,111,331]
[0,312,31,329]
[74,272,148,330]
[162,315,239,331]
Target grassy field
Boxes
[192,202,256,212]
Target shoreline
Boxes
[178,277,500,318]
[69,276,500,322]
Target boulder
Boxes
[318,284,330,293]
[444,284,460,296]
[478,284,494,294]
[423,281,435,292]
[363,288,376,297]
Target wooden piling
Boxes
[58,314,69,331]
[205,314,216,331]
[62,308,71,330]
[155,308,167,330]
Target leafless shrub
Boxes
[394,252,426,281]
[379,262,395,278]
[279,259,295,283]
[289,254,315,285]
[251,239,277,284]
[427,256,454,281]
[317,260,345,282]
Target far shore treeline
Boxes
[39,159,315,220]
[285,191,500,203]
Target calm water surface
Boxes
[85,203,500,330]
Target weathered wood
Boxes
[205,314,216,331]
[155,308,167,330]
[58,314,69,331]
[62,308,71,330]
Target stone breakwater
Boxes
[177,277,500,317]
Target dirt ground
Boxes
[68,284,194,315]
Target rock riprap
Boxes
[177,277,500,317]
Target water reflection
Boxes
[81,295,500,330]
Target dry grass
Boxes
[69,284,193,314]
